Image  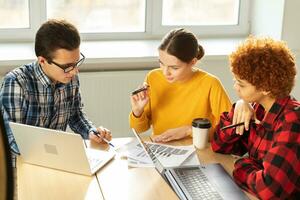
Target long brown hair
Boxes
[159,28,204,63]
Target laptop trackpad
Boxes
[210,176,241,192]
[204,164,249,200]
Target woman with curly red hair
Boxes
[212,37,300,199]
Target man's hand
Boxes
[89,126,112,144]
[153,126,191,143]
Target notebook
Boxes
[10,122,115,176]
[132,128,249,200]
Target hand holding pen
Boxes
[220,119,257,132]
[90,127,114,147]
[130,84,149,118]
[232,100,255,135]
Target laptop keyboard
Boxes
[174,167,223,200]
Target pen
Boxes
[91,129,115,148]
[220,119,256,131]
[220,122,246,131]
[131,85,149,95]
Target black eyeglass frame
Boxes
[48,52,85,73]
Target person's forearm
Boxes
[69,112,93,139]
[132,108,144,118]
[129,111,150,133]
[211,128,245,154]
[211,118,247,155]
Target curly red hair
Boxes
[230,37,296,98]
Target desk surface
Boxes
[16,139,104,200]
[17,137,258,200]
[92,137,258,200]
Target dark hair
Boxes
[230,36,296,98]
[35,19,81,61]
[158,28,204,63]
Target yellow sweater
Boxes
[129,68,232,140]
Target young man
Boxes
[0,19,112,155]
[212,37,300,199]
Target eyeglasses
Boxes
[48,52,85,73]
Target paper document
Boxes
[119,139,200,168]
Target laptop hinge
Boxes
[164,169,190,200]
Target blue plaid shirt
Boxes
[0,61,94,154]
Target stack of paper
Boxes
[119,139,200,168]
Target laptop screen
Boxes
[131,128,165,174]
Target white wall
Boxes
[281,1,300,98]
[79,70,148,137]
[281,0,300,51]
[250,0,285,39]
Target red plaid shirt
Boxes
[212,96,300,200]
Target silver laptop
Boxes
[132,128,249,200]
[10,122,115,176]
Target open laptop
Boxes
[9,122,115,176]
[132,128,249,200]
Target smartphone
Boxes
[131,85,149,95]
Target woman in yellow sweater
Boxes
[129,28,231,142]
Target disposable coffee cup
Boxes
[192,118,211,149]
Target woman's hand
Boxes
[153,126,192,143]
[233,99,255,135]
[130,84,149,117]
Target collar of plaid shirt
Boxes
[253,96,298,131]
